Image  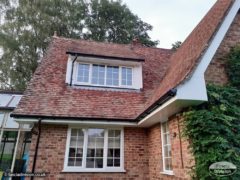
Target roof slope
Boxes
[12,37,172,120]
[12,0,234,120]
[66,38,144,61]
[144,0,234,111]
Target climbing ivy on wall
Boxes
[183,45,240,180]
[226,45,240,89]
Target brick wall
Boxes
[147,115,194,180]
[205,12,240,85]
[27,125,149,180]
[26,117,194,180]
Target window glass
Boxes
[107,130,121,167]
[106,66,119,86]
[76,63,134,88]
[68,129,84,167]
[92,65,105,85]
[86,129,104,168]
[121,67,132,86]
[66,128,122,170]
[162,122,172,171]
[77,64,90,83]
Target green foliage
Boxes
[184,85,240,179]
[171,41,182,51]
[85,0,158,46]
[183,45,240,179]
[226,45,240,89]
[0,0,157,91]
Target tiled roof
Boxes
[12,37,172,120]
[12,0,234,120]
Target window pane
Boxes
[107,158,114,166]
[92,65,105,85]
[68,129,84,167]
[162,122,172,171]
[86,158,94,168]
[121,67,132,86]
[107,130,121,167]
[77,64,90,83]
[114,158,120,167]
[86,129,104,168]
[96,158,103,168]
[106,66,119,86]
[68,158,74,166]
[75,158,82,166]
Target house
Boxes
[0,91,31,175]
[10,0,240,179]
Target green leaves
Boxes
[226,44,240,89]
[183,85,240,179]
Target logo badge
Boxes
[209,161,237,177]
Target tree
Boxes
[84,0,158,46]
[171,41,182,51]
[0,0,87,91]
[0,0,157,91]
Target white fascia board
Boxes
[14,118,137,127]
[138,97,177,126]
[177,0,240,101]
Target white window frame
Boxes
[63,127,125,172]
[74,62,133,89]
[161,122,173,175]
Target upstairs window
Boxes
[76,63,133,88]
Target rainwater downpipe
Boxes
[31,119,42,180]
[70,55,78,86]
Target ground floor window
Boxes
[64,127,124,172]
[161,122,173,173]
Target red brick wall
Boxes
[147,115,194,180]
[205,12,240,85]
[27,125,149,180]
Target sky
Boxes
[121,0,217,48]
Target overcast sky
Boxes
[122,0,217,48]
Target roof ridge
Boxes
[53,36,171,51]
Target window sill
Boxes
[62,168,126,173]
[160,171,174,176]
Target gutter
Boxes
[136,88,177,122]
[10,114,135,122]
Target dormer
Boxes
[65,51,144,90]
